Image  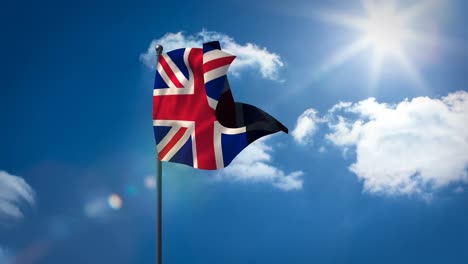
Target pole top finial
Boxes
[155,45,163,55]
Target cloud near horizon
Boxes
[293,91,468,196]
[217,140,304,191]
[0,171,35,224]
[140,30,284,81]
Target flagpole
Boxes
[155,44,163,264]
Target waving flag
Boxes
[153,41,287,170]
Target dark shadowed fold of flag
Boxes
[153,41,287,170]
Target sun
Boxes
[362,3,408,55]
[317,0,441,89]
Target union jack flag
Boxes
[153,41,287,170]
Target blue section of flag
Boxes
[153,126,171,144]
[169,137,193,167]
[221,132,249,167]
[203,41,221,52]
[205,76,226,101]
[167,48,189,80]
[154,71,169,89]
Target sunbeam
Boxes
[317,0,443,89]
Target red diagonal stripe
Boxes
[158,127,188,160]
[203,56,235,73]
[159,55,184,88]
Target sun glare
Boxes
[363,6,408,55]
[317,0,442,89]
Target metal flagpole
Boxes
[155,44,163,264]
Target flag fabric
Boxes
[153,41,287,170]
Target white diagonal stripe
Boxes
[207,97,218,109]
[156,126,180,152]
[160,127,192,161]
[153,120,196,163]
[204,65,230,83]
[203,49,235,64]
[156,63,179,89]
[162,54,189,86]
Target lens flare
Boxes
[107,194,123,210]
[145,176,156,189]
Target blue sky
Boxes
[1,0,468,263]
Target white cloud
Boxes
[292,108,325,145]
[0,171,35,223]
[140,30,284,81]
[217,140,304,191]
[323,91,468,196]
